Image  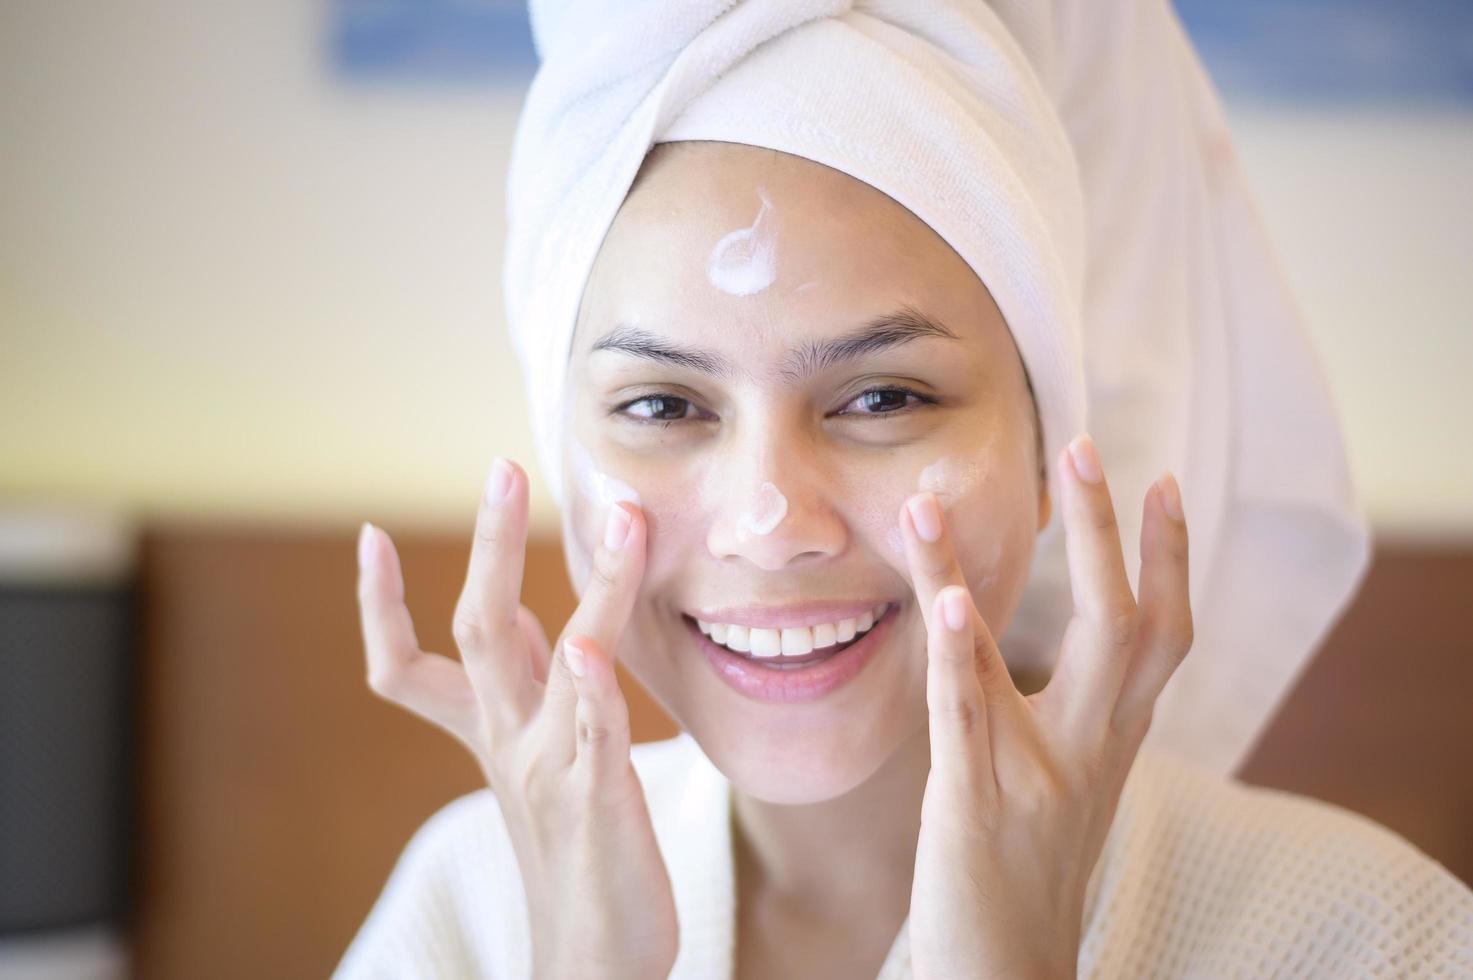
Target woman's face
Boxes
[562,142,1049,804]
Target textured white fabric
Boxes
[501,0,1370,780]
[334,733,1473,978]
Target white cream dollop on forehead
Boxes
[706,189,778,297]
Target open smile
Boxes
[680,602,895,703]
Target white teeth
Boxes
[780,627,814,656]
[697,605,888,659]
[750,627,781,657]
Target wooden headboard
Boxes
[127,525,1473,978]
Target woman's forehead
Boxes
[575,143,994,358]
[606,142,959,280]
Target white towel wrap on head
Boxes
[502,0,1371,777]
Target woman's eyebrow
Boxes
[588,305,958,382]
[781,305,959,382]
[590,325,732,376]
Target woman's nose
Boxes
[705,453,847,570]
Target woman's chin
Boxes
[698,727,891,805]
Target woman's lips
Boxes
[686,605,893,704]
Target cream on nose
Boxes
[739,481,788,538]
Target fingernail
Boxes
[603,503,632,551]
[906,493,943,543]
[942,587,969,632]
[1068,434,1103,484]
[564,640,587,678]
[1158,472,1184,521]
[486,457,513,504]
[357,522,375,567]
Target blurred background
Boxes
[1,1,1470,977]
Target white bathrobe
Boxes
[334,734,1473,978]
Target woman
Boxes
[339,2,1473,977]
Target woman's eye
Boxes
[619,394,700,422]
[840,386,931,416]
[612,386,930,425]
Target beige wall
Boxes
[3,1,1471,538]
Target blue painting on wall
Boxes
[325,0,1473,108]
[327,0,537,84]
[1175,0,1472,107]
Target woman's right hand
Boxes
[355,457,677,980]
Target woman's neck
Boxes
[729,723,931,908]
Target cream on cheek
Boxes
[915,434,1005,587]
[921,456,1004,593]
[933,435,1041,630]
[570,433,642,512]
[848,429,1024,607]
[918,452,990,506]
[563,435,715,603]
[563,435,643,590]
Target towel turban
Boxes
[502,0,1371,777]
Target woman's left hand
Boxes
[903,433,1193,980]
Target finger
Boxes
[1114,473,1193,733]
[926,585,996,795]
[899,491,1014,700]
[358,522,480,747]
[452,457,539,730]
[1047,434,1140,735]
[541,501,648,766]
[562,635,636,806]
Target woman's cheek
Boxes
[562,434,644,593]
[632,479,709,583]
[906,438,1036,626]
[948,476,1038,629]
[926,474,1006,601]
[850,479,909,565]
[563,454,709,596]
[843,450,1007,575]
